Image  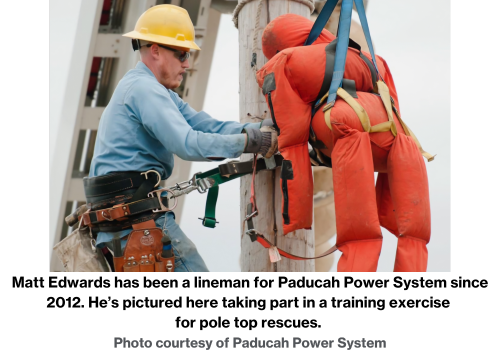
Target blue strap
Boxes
[353,0,381,79]
[304,0,340,46]
[326,0,353,105]
[306,0,382,106]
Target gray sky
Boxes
[179,1,450,272]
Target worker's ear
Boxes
[150,44,161,60]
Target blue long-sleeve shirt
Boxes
[89,61,259,178]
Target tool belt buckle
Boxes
[147,188,178,213]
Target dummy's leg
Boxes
[331,124,383,272]
[376,173,399,236]
[387,134,431,272]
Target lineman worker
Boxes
[87,5,276,272]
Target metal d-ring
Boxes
[101,210,113,221]
[90,238,97,252]
[148,188,178,212]
[141,170,161,188]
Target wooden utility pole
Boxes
[237,0,314,272]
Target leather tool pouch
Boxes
[113,225,175,272]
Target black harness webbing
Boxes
[130,176,158,202]
[315,38,376,105]
[83,172,160,198]
[309,38,379,168]
[218,155,283,177]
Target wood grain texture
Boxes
[313,167,336,272]
[238,0,315,272]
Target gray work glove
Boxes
[260,125,278,158]
[243,125,278,158]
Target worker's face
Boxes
[156,45,190,89]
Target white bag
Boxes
[53,218,110,272]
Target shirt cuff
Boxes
[240,122,261,132]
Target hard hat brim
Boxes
[123,31,201,51]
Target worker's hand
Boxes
[258,119,278,158]
[243,126,278,158]
[260,125,278,158]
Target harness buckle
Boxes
[147,188,178,212]
[140,170,161,188]
[322,101,334,113]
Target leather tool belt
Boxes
[82,170,176,232]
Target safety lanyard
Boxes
[195,167,247,228]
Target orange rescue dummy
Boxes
[256,14,433,272]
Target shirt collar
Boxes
[136,61,156,78]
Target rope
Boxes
[250,0,264,75]
[232,0,315,28]
[250,154,259,214]
[237,0,266,77]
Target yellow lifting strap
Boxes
[376,81,398,137]
[392,107,436,162]
[321,81,435,162]
[323,88,370,132]
[322,87,391,134]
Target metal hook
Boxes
[141,170,161,188]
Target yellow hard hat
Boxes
[123,4,200,51]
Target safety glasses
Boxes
[147,43,190,62]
